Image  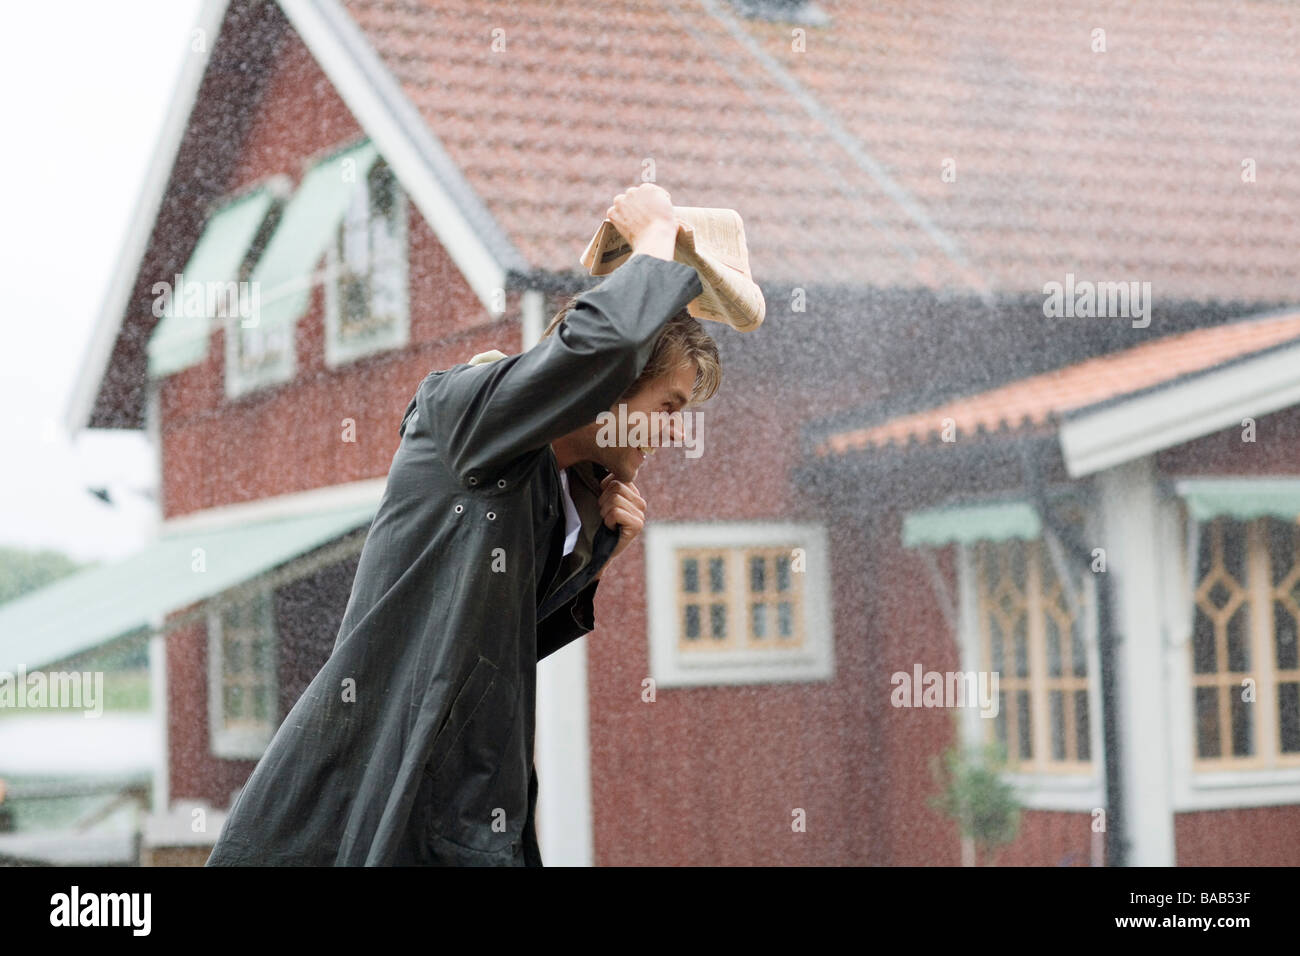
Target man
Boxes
[206,183,722,865]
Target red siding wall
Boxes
[160,24,1295,864]
[1176,807,1300,866]
[158,32,517,521]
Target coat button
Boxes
[486,511,496,520]
[454,504,464,514]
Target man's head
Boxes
[545,296,722,482]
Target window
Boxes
[1191,517,1300,770]
[645,522,832,687]
[971,538,1094,775]
[225,227,295,398]
[323,160,409,366]
[207,587,277,759]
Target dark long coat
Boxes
[205,254,703,865]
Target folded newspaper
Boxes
[579,206,765,333]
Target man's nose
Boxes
[661,411,684,445]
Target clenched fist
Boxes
[596,472,647,576]
[606,183,678,261]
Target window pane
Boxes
[1279,683,1300,753]
[710,603,726,639]
[224,635,243,674]
[777,601,793,638]
[1075,689,1090,761]
[1275,604,1299,671]
[1266,517,1294,586]
[1049,690,1065,760]
[1192,608,1217,673]
[1230,690,1253,757]
[1046,616,1062,678]
[709,557,725,594]
[343,276,368,327]
[1016,691,1032,760]
[750,603,766,639]
[1195,686,1220,758]
[1226,604,1251,672]
[993,693,1007,752]
[1014,614,1029,679]
[989,615,1005,673]
[253,685,271,721]
[341,187,370,273]
[750,555,765,592]
[1222,520,1248,582]
[684,604,700,640]
[775,555,791,591]
[224,684,243,720]
[1071,620,1087,678]
[682,558,698,593]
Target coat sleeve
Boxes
[419,254,704,488]
[537,579,600,660]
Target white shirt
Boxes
[557,468,582,558]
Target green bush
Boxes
[929,738,1021,864]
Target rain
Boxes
[0,0,1294,923]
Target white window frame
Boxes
[644,521,834,687]
[1164,482,1300,810]
[323,161,410,368]
[221,175,294,399]
[206,584,278,760]
[953,530,1106,813]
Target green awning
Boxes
[903,501,1041,548]
[147,187,277,378]
[0,504,375,674]
[248,140,379,336]
[1176,479,1300,522]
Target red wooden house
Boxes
[37,0,1300,864]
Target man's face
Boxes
[585,360,698,483]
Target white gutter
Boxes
[1060,339,1300,478]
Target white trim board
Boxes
[63,0,231,433]
[1060,339,1300,478]
[161,478,385,535]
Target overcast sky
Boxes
[0,1,201,562]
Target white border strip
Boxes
[161,477,385,535]
[1060,340,1300,478]
[280,0,515,316]
[63,0,232,432]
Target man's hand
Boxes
[596,472,646,578]
[607,184,678,262]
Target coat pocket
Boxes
[421,655,526,861]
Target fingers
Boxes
[599,477,644,513]
[603,505,645,536]
[599,477,647,533]
[600,491,644,526]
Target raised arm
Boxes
[420,186,701,488]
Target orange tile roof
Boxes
[344,0,1300,301]
[814,311,1300,456]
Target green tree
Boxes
[0,547,88,605]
